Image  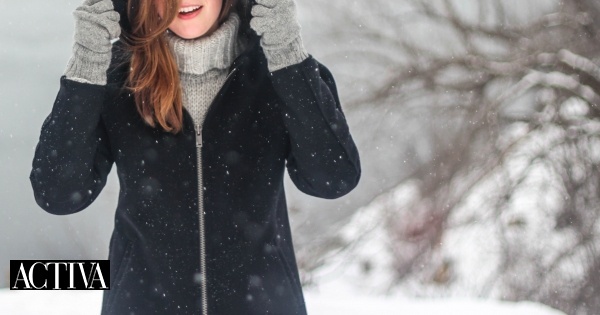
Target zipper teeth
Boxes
[224,67,237,81]
[196,66,237,315]
[198,146,208,315]
[196,124,207,315]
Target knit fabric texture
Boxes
[261,36,309,72]
[64,0,121,85]
[166,13,243,127]
[250,0,309,72]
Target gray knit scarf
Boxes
[165,13,243,126]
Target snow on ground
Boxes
[0,175,569,315]
[0,288,566,315]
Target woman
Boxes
[30,0,361,313]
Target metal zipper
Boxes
[194,66,238,315]
[196,130,207,315]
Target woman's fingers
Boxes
[250,0,301,47]
[82,0,106,5]
[249,15,268,35]
[74,10,120,33]
[99,11,122,38]
[72,0,121,52]
[250,4,272,18]
[79,0,115,14]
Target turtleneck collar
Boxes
[166,13,242,76]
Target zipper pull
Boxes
[196,124,202,147]
[225,67,237,82]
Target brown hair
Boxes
[124,0,240,134]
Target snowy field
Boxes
[0,288,566,315]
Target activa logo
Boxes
[10,260,110,290]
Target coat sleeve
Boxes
[29,76,114,215]
[271,55,361,199]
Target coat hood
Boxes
[111,0,130,33]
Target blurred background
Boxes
[2,0,600,314]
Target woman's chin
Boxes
[168,18,220,40]
[168,27,212,40]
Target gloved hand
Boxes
[64,0,121,85]
[250,0,309,72]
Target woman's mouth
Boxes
[178,5,202,19]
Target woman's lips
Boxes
[178,6,202,20]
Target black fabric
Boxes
[30,3,361,315]
[111,0,130,34]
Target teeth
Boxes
[179,6,201,13]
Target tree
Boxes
[301,1,600,313]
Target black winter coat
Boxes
[29,3,361,315]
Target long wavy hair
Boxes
[122,0,240,134]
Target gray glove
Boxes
[250,0,309,72]
[64,0,121,85]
